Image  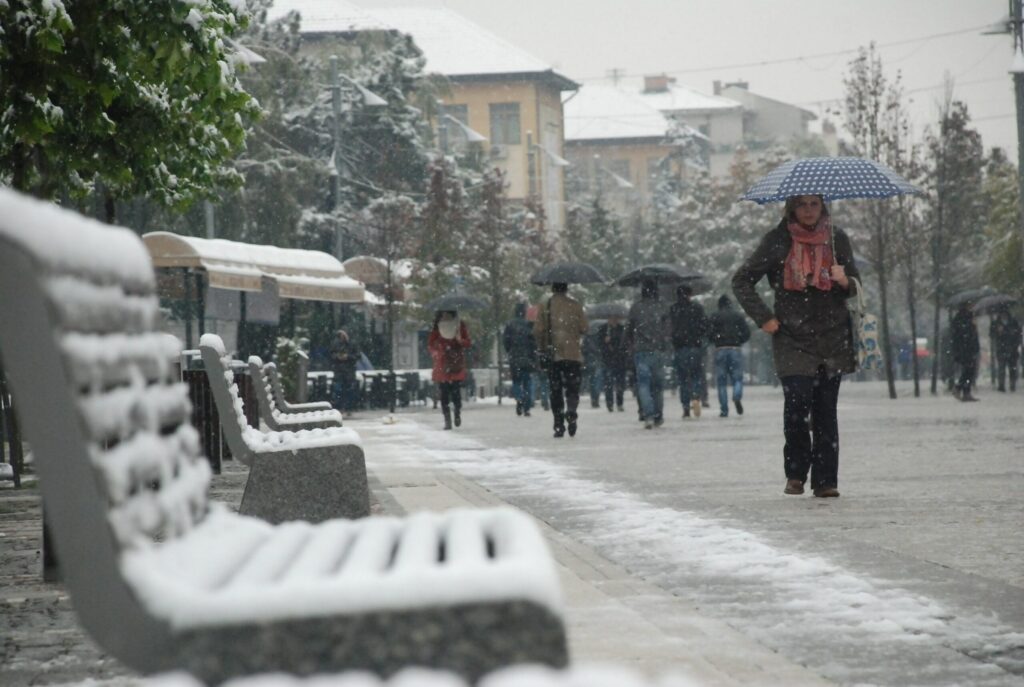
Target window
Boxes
[440,104,469,151]
[647,156,664,181]
[608,159,631,182]
[489,102,521,145]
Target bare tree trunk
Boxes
[874,212,897,399]
[907,267,921,397]
[104,192,116,224]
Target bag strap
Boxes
[546,297,554,346]
[849,276,867,317]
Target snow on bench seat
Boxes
[264,360,334,413]
[247,355,343,431]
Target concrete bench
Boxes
[247,355,343,431]
[201,336,368,523]
[0,189,568,684]
[264,359,334,414]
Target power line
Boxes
[575,24,991,82]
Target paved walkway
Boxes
[0,418,834,687]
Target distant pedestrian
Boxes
[502,303,536,416]
[328,329,360,416]
[668,284,709,419]
[583,327,604,408]
[991,309,1021,392]
[534,283,588,438]
[598,315,629,412]
[708,295,750,417]
[951,302,981,401]
[732,194,861,498]
[628,280,669,429]
[428,311,471,429]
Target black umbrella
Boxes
[587,302,629,319]
[615,263,706,287]
[530,261,608,285]
[973,294,1017,314]
[947,287,1000,308]
[424,293,488,312]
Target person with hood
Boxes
[668,284,709,419]
[534,283,588,438]
[328,329,361,416]
[428,311,472,429]
[732,194,860,498]
[951,302,980,401]
[598,314,629,412]
[628,280,669,429]
[991,309,1022,393]
[708,295,751,417]
[502,302,536,416]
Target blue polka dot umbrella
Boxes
[742,156,923,204]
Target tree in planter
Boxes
[923,95,985,395]
[360,193,419,413]
[0,0,260,220]
[842,44,907,399]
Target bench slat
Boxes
[47,276,157,334]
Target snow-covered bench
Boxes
[264,358,334,414]
[200,335,368,523]
[0,189,569,684]
[247,355,343,430]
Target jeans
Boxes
[604,364,627,409]
[634,351,667,421]
[533,371,550,409]
[996,354,1019,391]
[510,365,534,409]
[673,346,704,407]
[715,347,744,415]
[330,373,358,411]
[548,360,582,429]
[781,368,842,489]
[588,363,604,405]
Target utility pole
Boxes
[1012,0,1024,268]
[203,200,216,239]
[329,55,345,261]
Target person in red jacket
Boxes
[428,310,472,430]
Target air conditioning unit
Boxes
[489,144,508,159]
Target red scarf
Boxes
[784,218,833,291]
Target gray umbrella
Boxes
[615,263,707,287]
[972,294,1017,314]
[947,287,1000,308]
[424,293,488,312]
[530,261,608,285]
[587,302,629,319]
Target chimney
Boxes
[713,80,722,95]
[643,74,673,93]
[725,80,749,91]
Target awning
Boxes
[144,231,366,304]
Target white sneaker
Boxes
[691,399,701,418]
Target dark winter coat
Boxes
[950,309,979,365]
[708,302,751,348]
[502,317,536,371]
[329,338,360,379]
[598,322,629,369]
[731,220,861,378]
[628,298,669,353]
[992,314,1022,361]
[428,322,472,383]
[668,300,709,349]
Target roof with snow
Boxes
[265,0,390,33]
[565,84,673,142]
[639,82,742,114]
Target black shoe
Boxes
[568,419,577,437]
[516,403,523,416]
[454,409,462,427]
[524,409,531,417]
[683,407,690,418]
[617,405,624,412]
[734,399,744,415]
[719,411,728,418]
[591,401,600,408]
[653,416,664,427]
[553,426,565,438]
[607,406,614,412]
[702,400,710,408]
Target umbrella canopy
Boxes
[972,294,1018,314]
[587,302,629,319]
[423,293,488,312]
[742,156,923,204]
[530,261,608,285]
[615,263,706,287]
[947,287,1000,308]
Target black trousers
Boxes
[438,381,462,413]
[781,367,842,490]
[956,358,978,396]
[548,360,582,429]
[604,364,626,408]
[997,354,1019,391]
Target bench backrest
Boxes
[264,361,292,409]
[247,354,278,422]
[0,189,206,660]
[199,335,258,464]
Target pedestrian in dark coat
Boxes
[428,311,472,429]
[502,303,536,416]
[950,303,980,401]
[534,283,588,438]
[991,309,1022,392]
[328,329,361,415]
[597,315,629,412]
[707,294,750,418]
[732,194,860,498]
[668,284,709,419]
[628,280,670,429]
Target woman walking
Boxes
[732,194,861,498]
[428,310,472,430]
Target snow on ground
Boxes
[354,384,1024,687]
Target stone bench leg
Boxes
[239,445,370,523]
